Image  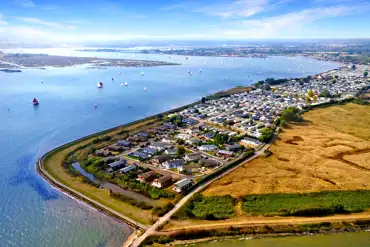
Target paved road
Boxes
[129,130,278,247]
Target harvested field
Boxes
[204,103,370,198]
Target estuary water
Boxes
[0,48,344,247]
[184,231,370,247]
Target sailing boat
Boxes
[141,70,144,76]
[97,81,103,88]
[33,98,39,105]
[125,82,128,86]
[144,86,147,91]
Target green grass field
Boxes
[242,190,370,216]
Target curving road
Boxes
[129,130,278,247]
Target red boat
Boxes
[33,98,39,105]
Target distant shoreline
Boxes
[0,53,180,71]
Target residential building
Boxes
[184,152,202,162]
[199,144,217,151]
[129,150,150,160]
[225,144,241,152]
[106,145,123,152]
[152,155,173,164]
[116,140,133,147]
[138,171,156,183]
[177,133,191,140]
[95,150,112,157]
[163,159,184,169]
[241,137,263,147]
[149,142,172,151]
[141,147,157,155]
[152,176,172,188]
[173,178,194,193]
[106,159,126,173]
[217,150,233,157]
[120,165,136,174]
[182,118,199,126]
[165,149,177,155]
[200,158,219,167]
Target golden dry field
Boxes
[204,103,370,198]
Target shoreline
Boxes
[0,53,179,71]
[163,225,370,247]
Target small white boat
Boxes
[141,70,144,76]
[118,72,121,75]
[121,83,124,87]
[125,82,128,86]
[77,76,80,80]
[199,69,202,73]
[144,86,147,91]
[40,80,43,83]
[97,82,103,88]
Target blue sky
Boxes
[0,0,369,45]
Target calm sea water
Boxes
[0,49,344,247]
[185,231,370,247]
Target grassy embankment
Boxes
[206,86,252,100]
[42,117,162,226]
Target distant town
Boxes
[0,52,179,72]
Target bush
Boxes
[242,190,370,217]
[191,195,235,220]
[92,136,111,144]
[280,107,303,123]
[174,193,235,220]
[258,127,274,143]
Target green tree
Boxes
[364,71,368,78]
[177,145,185,156]
[258,128,274,143]
[307,90,314,98]
[320,89,332,98]
[281,107,303,123]
[201,97,206,104]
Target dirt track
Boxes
[162,212,370,232]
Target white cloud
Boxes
[222,5,367,38]
[195,0,269,19]
[17,17,78,30]
[0,14,7,25]
[14,0,36,8]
